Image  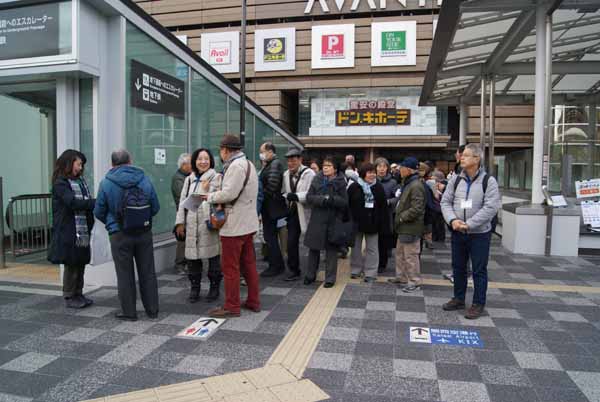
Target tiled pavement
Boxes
[0,239,599,402]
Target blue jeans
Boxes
[451,231,492,306]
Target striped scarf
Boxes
[68,178,90,248]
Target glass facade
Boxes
[79,79,94,191]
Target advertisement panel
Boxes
[201,31,239,74]
[255,27,296,72]
[311,24,354,69]
[371,21,417,67]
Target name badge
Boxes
[460,199,473,209]
[365,201,374,209]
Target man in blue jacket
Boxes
[94,149,160,321]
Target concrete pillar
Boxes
[459,102,468,146]
[532,2,548,204]
[480,76,487,168]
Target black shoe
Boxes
[303,277,315,285]
[115,312,138,321]
[146,311,159,319]
[65,297,86,309]
[284,273,301,282]
[323,282,335,288]
[79,295,93,307]
[377,267,386,274]
[260,268,284,278]
[188,275,201,304]
[205,281,220,302]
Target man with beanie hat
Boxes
[388,157,426,293]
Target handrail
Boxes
[7,193,52,259]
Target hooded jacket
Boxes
[94,165,160,234]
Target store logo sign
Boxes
[305,0,442,13]
[264,37,286,62]
[209,41,231,65]
[381,31,406,57]
[321,34,344,59]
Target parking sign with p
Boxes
[321,34,344,59]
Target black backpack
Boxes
[453,173,498,233]
[118,185,152,233]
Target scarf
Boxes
[357,177,375,204]
[222,152,246,176]
[68,178,90,248]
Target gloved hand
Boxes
[286,193,299,202]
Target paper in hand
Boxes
[181,195,203,212]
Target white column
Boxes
[480,76,487,167]
[532,2,548,204]
[489,78,496,176]
[459,102,468,146]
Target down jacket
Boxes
[175,169,222,260]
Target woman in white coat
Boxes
[175,148,222,303]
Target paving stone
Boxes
[548,311,589,323]
[12,373,64,398]
[308,351,353,372]
[316,339,357,354]
[478,364,530,386]
[112,367,167,388]
[364,310,395,321]
[0,352,58,373]
[567,371,600,391]
[485,384,540,402]
[69,343,115,360]
[458,315,496,327]
[474,350,518,366]
[135,351,186,371]
[86,384,142,399]
[438,380,491,402]
[393,359,437,379]
[433,346,477,364]
[111,320,157,334]
[395,311,428,323]
[526,319,565,331]
[254,321,292,335]
[358,328,395,345]
[332,307,365,319]
[98,334,169,366]
[525,369,579,389]
[57,328,106,343]
[304,368,347,391]
[0,392,32,402]
[498,328,549,353]
[534,386,590,402]
[172,355,225,376]
[560,297,597,306]
[261,287,292,296]
[487,308,522,319]
[436,363,482,382]
[388,377,440,400]
[322,326,360,342]
[36,357,91,377]
[158,313,199,326]
[512,352,563,371]
[74,306,116,318]
[221,311,270,332]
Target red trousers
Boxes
[220,233,260,314]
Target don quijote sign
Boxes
[305,0,442,13]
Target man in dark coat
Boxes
[259,142,287,278]
[171,153,191,275]
[389,157,426,293]
[94,149,160,321]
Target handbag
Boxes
[327,208,354,247]
[173,178,192,241]
[208,160,251,230]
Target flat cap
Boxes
[285,148,302,158]
[219,134,243,149]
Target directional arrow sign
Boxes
[409,326,431,343]
[135,79,142,91]
[178,317,226,341]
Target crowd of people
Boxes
[48,135,500,321]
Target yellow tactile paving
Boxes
[155,380,212,402]
[201,372,257,399]
[268,259,350,378]
[104,390,158,402]
[0,263,60,284]
[223,388,279,402]
[269,379,330,402]
[242,365,298,388]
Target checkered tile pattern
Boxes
[0,239,598,402]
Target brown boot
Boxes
[465,304,485,319]
[442,298,466,311]
[208,307,240,318]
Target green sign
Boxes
[381,31,406,57]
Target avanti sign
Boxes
[304,0,442,13]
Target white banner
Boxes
[311,24,355,69]
[201,31,239,74]
[371,21,417,67]
[255,27,296,72]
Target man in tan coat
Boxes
[204,134,260,318]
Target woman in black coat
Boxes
[347,162,387,282]
[304,156,349,288]
[48,150,95,309]
[375,157,399,273]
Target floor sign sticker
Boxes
[409,327,483,348]
[177,317,226,341]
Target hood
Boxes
[402,172,420,187]
[378,173,393,183]
[106,165,145,189]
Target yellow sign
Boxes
[336,109,411,126]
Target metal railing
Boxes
[7,193,52,258]
[0,178,5,268]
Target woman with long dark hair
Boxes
[174,148,223,303]
[48,150,95,308]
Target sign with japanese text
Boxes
[130,59,185,120]
[381,31,406,57]
[575,179,600,199]
[312,24,354,69]
[264,37,286,62]
[321,34,344,59]
[409,327,483,348]
[372,21,417,66]
[336,99,409,126]
[0,2,61,61]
